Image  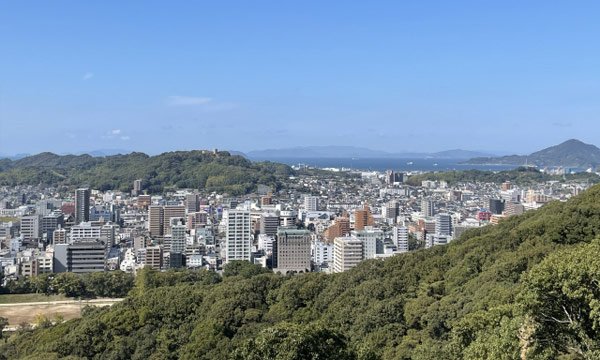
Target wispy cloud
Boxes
[103,129,131,141]
[82,72,94,80]
[167,96,213,106]
[120,136,130,141]
[111,129,122,135]
[552,122,572,128]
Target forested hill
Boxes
[4,186,600,359]
[0,151,293,195]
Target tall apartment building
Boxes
[53,226,67,245]
[187,211,208,230]
[312,238,333,268]
[273,229,311,274]
[382,201,399,220]
[185,194,200,213]
[324,217,350,241]
[304,196,319,212]
[354,204,374,231]
[54,239,106,273]
[20,215,41,240]
[421,199,435,217]
[260,213,280,237]
[101,223,118,247]
[392,226,409,253]
[171,222,187,254]
[75,188,91,224]
[435,213,452,236]
[352,227,383,260]
[333,236,363,273]
[163,205,186,235]
[148,205,164,237]
[133,179,143,195]
[224,209,252,263]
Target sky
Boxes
[1,1,600,156]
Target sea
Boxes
[268,158,520,172]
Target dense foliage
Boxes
[405,166,600,186]
[0,151,293,195]
[4,185,600,359]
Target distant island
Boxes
[246,146,495,160]
[464,139,600,169]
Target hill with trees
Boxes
[405,166,600,187]
[0,151,293,195]
[465,139,600,168]
[4,184,600,359]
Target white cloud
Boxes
[82,72,94,80]
[120,136,130,141]
[167,96,213,106]
[111,129,122,135]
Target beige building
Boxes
[333,236,363,273]
[274,229,311,274]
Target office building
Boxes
[185,194,200,213]
[75,188,90,224]
[70,222,102,241]
[187,211,208,230]
[260,213,280,237]
[273,229,311,274]
[489,198,505,215]
[133,179,142,195]
[224,209,252,263]
[54,239,106,273]
[41,211,64,242]
[171,222,187,254]
[20,215,41,241]
[333,236,363,273]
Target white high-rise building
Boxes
[224,209,252,263]
[421,199,435,217]
[392,226,409,253]
[70,222,102,241]
[333,236,363,273]
[312,238,333,268]
[171,222,187,254]
[351,227,383,260]
[304,196,319,212]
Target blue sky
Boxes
[1,1,600,155]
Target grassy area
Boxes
[0,293,67,304]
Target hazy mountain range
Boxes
[464,139,600,168]
[245,146,495,160]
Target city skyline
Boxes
[2,2,600,155]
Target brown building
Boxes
[137,195,152,209]
[324,217,350,241]
[354,204,374,231]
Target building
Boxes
[435,213,452,236]
[187,211,208,230]
[144,245,163,270]
[304,196,319,212]
[312,239,333,269]
[70,222,102,241]
[41,211,64,242]
[382,201,399,220]
[163,205,186,235]
[133,179,143,195]
[352,227,383,260]
[354,204,374,231]
[421,199,435,217]
[324,217,350,241]
[21,253,53,277]
[20,215,41,241]
[333,236,363,273]
[53,226,67,245]
[488,198,505,215]
[148,205,164,237]
[392,226,409,253]
[185,194,200,213]
[75,188,91,224]
[260,213,280,237]
[273,229,311,274]
[171,222,187,254]
[54,239,106,273]
[224,209,252,263]
[101,223,118,247]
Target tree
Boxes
[0,317,8,342]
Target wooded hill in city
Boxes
[0,151,292,195]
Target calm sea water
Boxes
[269,158,519,172]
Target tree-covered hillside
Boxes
[0,151,293,195]
[405,166,600,187]
[4,185,600,359]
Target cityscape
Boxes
[3,1,600,359]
